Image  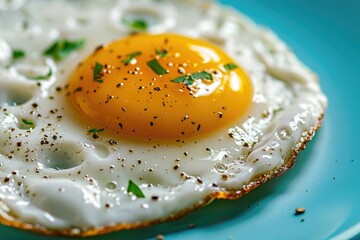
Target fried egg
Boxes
[0,0,327,236]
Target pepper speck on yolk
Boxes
[68,34,252,140]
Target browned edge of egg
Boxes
[0,114,324,237]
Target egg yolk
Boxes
[68,34,252,140]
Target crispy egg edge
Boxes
[0,113,324,237]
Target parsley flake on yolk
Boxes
[68,34,253,140]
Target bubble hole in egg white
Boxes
[0,0,327,236]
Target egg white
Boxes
[0,0,326,235]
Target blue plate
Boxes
[3,0,360,239]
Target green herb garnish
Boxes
[4,130,11,138]
[171,75,194,86]
[123,19,148,32]
[21,119,35,129]
[122,51,142,64]
[93,62,103,83]
[44,39,85,61]
[273,107,284,115]
[87,128,104,133]
[32,68,52,81]
[147,59,167,75]
[171,71,213,86]
[12,49,26,59]
[224,63,238,71]
[127,180,145,198]
[191,71,213,81]
[156,49,168,58]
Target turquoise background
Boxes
[2,0,360,239]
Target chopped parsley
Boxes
[122,18,148,32]
[21,119,35,129]
[224,63,238,71]
[156,49,168,58]
[4,130,11,138]
[147,59,167,75]
[171,75,195,86]
[127,180,145,198]
[32,68,52,81]
[191,71,213,81]
[12,49,26,59]
[44,39,85,61]
[171,71,213,86]
[87,128,104,133]
[93,62,103,83]
[273,107,284,115]
[122,51,142,64]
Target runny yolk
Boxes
[68,34,252,141]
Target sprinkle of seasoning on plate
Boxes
[93,62,103,83]
[127,180,145,198]
[295,208,305,215]
[147,59,168,75]
[223,63,238,71]
[122,51,142,64]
